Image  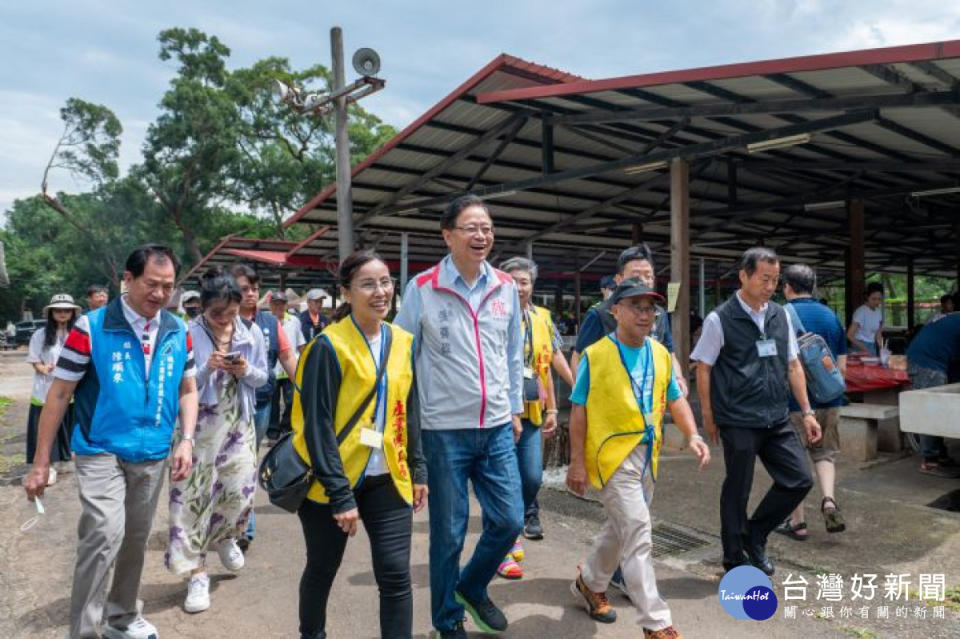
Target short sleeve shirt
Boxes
[570,336,683,410]
[852,304,883,344]
[54,313,196,383]
[690,292,799,366]
[26,328,65,404]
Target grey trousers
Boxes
[69,453,166,639]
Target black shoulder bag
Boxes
[258,326,393,513]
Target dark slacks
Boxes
[719,420,812,566]
[297,475,413,639]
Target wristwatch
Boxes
[181,433,196,444]
[802,409,816,418]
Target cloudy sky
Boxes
[3,0,960,217]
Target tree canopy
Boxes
[2,27,397,319]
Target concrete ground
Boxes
[1,348,958,639]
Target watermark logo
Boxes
[718,565,778,621]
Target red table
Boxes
[844,363,909,394]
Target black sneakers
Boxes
[455,590,508,633]
[523,514,544,540]
[434,620,467,639]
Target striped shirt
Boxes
[55,313,196,383]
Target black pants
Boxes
[719,421,813,566]
[297,475,413,639]
[268,378,295,439]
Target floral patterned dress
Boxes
[166,374,258,575]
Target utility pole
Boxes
[331,27,354,263]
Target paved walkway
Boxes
[1,350,958,638]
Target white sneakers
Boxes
[217,539,245,571]
[184,573,210,613]
[102,615,159,639]
[181,539,244,614]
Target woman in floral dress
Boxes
[166,267,268,613]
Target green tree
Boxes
[141,27,240,263]
[40,98,124,285]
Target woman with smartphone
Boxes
[166,267,268,614]
[292,250,427,639]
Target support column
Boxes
[331,27,354,261]
[279,272,287,293]
[846,199,865,326]
[632,223,644,245]
[525,241,533,261]
[698,257,706,318]
[955,220,960,285]
[907,257,915,331]
[541,123,554,175]
[670,158,691,372]
[400,232,409,292]
[574,253,582,327]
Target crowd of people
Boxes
[18,193,960,639]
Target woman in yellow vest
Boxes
[291,250,427,639]
[565,278,709,639]
[496,257,559,579]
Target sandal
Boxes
[773,519,808,541]
[821,497,846,533]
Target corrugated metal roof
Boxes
[285,42,960,278]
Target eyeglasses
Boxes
[356,278,395,293]
[454,225,494,237]
[618,302,657,315]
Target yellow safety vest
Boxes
[291,319,416,505]
[521,305,555,426]
[583,335,671,489]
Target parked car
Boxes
[15,320,46,346]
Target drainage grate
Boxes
[927,489,960,512]
[651,523,713,558]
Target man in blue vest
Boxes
[25,244,198,639]
[230,264,299,549]
[691,247,819,576]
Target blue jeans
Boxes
[246,400,272,541]
[515,420,543,517]
[422,423,524,632]
[909,365,950,461]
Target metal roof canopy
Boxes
[286,42,960,279]
[178,234,338,292]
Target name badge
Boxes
[523,366,534,380]
[359,428,383,449]
[756,339,778,358]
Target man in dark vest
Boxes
[299,288,329,342]
[231,264,298,549]
[691,247,819,576]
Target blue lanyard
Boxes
[608,333,652,414]
[522,309,534,366]
[352,316,388,431]
[606,333,656,489]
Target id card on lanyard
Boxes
[360,324,388,450]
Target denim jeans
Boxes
[422,423,524,632]
[909,365,949,461]
[246,400,272,541]
[515,420,543,516]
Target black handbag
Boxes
[258,327,392,513]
